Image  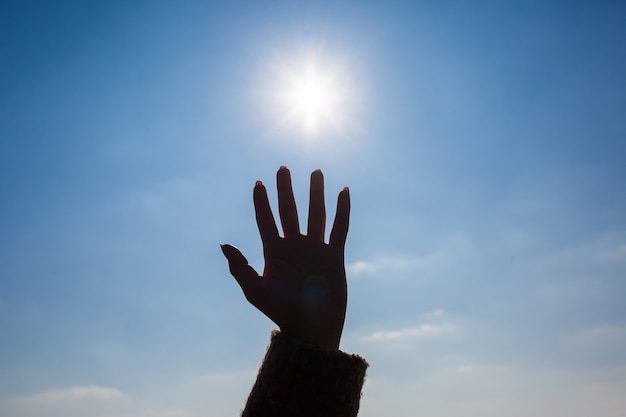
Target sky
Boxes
[1,1,625,416]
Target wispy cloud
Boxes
[346,260,377,275]
[363,323,456,343]
[597,243,626,261]
[346,236,477,278]
[360,363,626,417]
[559,324,626,366]
[0,385,127,417]
[0,385,201,417]
[530,234,626,275]
[17,385,123,403]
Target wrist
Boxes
[281,326,342,350]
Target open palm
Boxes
[221,166,350,349]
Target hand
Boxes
[221,166,350,350]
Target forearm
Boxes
[242,330,368,417]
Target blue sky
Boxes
[1,1,625,416]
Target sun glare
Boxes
[297,83,325,110]
[294,77,333,133]
[266,52,355,139]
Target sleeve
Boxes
[241,330,369,417]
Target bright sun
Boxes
[268,52,354,138]
[294,77,332,132]
[297,83,325,110]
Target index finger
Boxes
[254,181,279,244]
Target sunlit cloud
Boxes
[363,323,456,343]
[346,254,443,278]
[346,260,376,275]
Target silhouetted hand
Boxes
[221,166,350,350]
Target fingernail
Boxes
[343,186,350,192]
[279,165,287,170]
[255,180,263,186]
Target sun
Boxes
[296,82,326,110]
[267,52,354,138]
[292,74,334,133]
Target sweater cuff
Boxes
[242,330,368,417]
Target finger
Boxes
[307,169,326,241]
[253,181,279,244]
[220,244,260,302]
[277,166,300,237]
[329,187,350,251]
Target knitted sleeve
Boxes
[241,330,368,417]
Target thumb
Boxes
[220,244,260,300]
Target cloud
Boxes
[14,385,123,403]
[0,383,208,417]
[559,324,626,366]
[346,236,477,278]
[346,260,376,275]
[597,243,626,261]
[359,364,626,417]
[533,279,605,304]
[529,234,626,277]
[125,177,211,223]
[427,309,445,317]
[573,325,626,343]
[0,385,127,417]
[0,369,258,417]
[363,323,455,343]
[348,316,463,356]
[345,254,433,277]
